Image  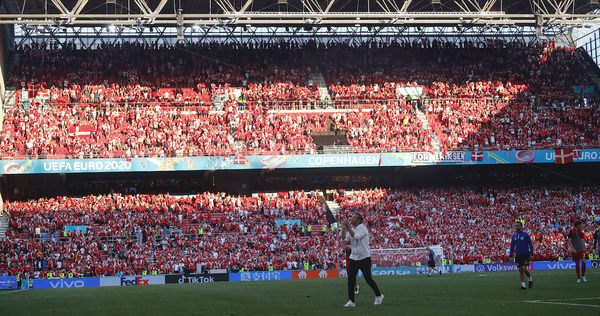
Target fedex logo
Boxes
[120,277,150,286]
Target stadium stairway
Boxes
[325,200,340,218]
[415,107,441,152]
[92,223,102,236]
[0,215,8,237]
[182,218,199,233]
[299,236,310,244]
[310,71,331,105]
[584,66,600,92]
[2,89,17,108]
[311,131,349,151]
[578,47,600,92]
[2,53,20,109]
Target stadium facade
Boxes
[0,1,600,196]
[1,1,600,286]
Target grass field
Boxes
[1,269,599,315]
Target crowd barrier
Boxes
[100,275,165,287]
[165,273,229,284]
[33,277,100,289]
[6,149,600,175]
[533,260,599,270]
[0,276,17,289]
[12,260,599,290]
[229,271,292,282]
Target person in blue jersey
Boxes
[509,220,534,290]
[341,212,384,307]
[426,246,442,276]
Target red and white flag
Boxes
[573,149,581,159]
[35,89,50,99]
[554,149,573,164]
[68,125,94,138]
[228,89,236,101]
[234,156,250,166]
[471,152,483,161]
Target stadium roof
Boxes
[1,0,599,27]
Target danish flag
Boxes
[471,152,483,161]
[68,125,94,138]
[234,156,250,166]
[35,89,50,99]
[554,149,573,164]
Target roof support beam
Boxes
[50,0,69,16]
[481,0,497,12]
[238,0,254,14]
[134,0,151,15]
[400,0,413,13]
[301,0,322,13]
[215,0,235,13]
[71,0,88,16]
[324,0,337,13]
[69,0,89,23]
[4,10,600,30]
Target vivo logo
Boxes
[548,263,575,270]
[50,279,85,288]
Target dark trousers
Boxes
[347,257,381,301]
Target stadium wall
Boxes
[2,150,600,199]
[0,22,8,97]
[16,260,600,290]
[4,150,600,175]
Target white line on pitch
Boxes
[0,290,26,295]
[543,297,600,302]
[525,300,600,308]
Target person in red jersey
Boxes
[567,220,587,282]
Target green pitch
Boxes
[1,269,598,315]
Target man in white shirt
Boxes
[341,212,384,307]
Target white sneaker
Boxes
[343,300,355,307]
[582,277,587,282]
[374,294,384,305]
[354,285,360,294]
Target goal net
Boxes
[370,246,445,271]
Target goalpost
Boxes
[370,246,446,273]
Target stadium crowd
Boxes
[2,40,599,160]
[320,40,599,151]
[0,101,325,158]
[1,39,600,279]
[1,186,598,278]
